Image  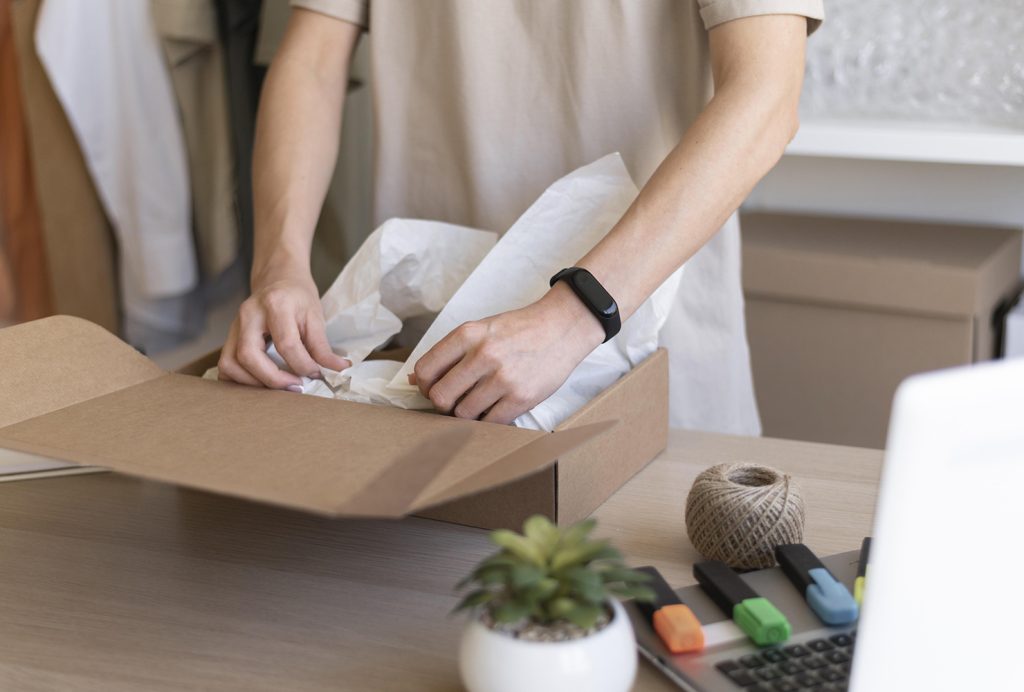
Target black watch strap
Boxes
[549,267,621,343]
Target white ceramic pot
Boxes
[458,599,637,692]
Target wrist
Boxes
[542,280,606,351]
[251,247,310,291]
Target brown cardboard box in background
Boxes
[0,316,668,530]
[742,211,1023,449]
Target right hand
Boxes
[218,267,351,389]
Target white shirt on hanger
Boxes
[36,0,199,348]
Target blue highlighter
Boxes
[774,544,859,626]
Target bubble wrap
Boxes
[802,0,1024,127]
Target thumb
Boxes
[304,315,351,371]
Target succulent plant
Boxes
[454,515,655,631]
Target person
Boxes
[218,0,823,432]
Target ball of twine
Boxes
[685,463,805,570]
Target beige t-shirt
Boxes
[291,0,824,434]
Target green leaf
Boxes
[476,565,513,586]
[490,530,546,567]
[546,596,579,620]
[522,577,559,604]
[564,567,606,604]
[523,515,559,557]
[509,564,544,589]
[551,541,620,572]
[458,554,518,590]
[493,601,532,624]
[565,603,603,630]
[608,584,656,602]
[559,519,597,548]
[453,590,496,613]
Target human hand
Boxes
[410,282,604,424]
[218,264,350,389]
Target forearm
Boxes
[574,16,806,321]
[251,10,359,286]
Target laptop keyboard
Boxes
[714,630,855,691]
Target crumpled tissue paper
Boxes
[210,153,683,431]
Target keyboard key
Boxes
[750,684,775,692]
[783,645,810,658]
[717,660,742,675]
[808,639,834,652]
[772,681,800,692]
[779,661,804,675]
[762,649,787,663]
[839,662,852,674]
[756,666,783,681]
[825,650,851,664]
[795,672,820,687]
[741,654,767,668]
[829,634,853,648]
[820,668,846,682]
[802,655,828,670]
[726,669,759,687]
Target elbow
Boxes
[770,94,801,162]
[785,107,800,145]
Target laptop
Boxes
[631,356,1024,691]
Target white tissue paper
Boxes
[267,219,498,405]
[214,153,683,431]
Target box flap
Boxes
[0,317,611,518]
[742,212,1022,317]
[409,420,617,513]
[0,316,163,428]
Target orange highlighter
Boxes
[636,566,704,654]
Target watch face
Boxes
[572,270,617,316]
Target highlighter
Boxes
[774,543,859,626]
[693,560,791,647]
[854,537,871,606]
[634,566,704,654]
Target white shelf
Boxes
[786,118,1024,167]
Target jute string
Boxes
[685,463,806,570]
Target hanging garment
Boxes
[0,0,53,322]
[214,0,267,279]
[8,0,118,333]
[152,0,239,279]
[36,0,202,351]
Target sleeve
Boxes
[697,0,825,35]
[290,0,368,30]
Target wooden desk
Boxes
[0,431,881,691]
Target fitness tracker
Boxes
[549,267,621,343]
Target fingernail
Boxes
[407,373,417,385]
[286,384,303,393]
[308,371,323,380]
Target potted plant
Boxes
[455,515,654,692]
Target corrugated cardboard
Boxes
[742,211,1023,448]
[0,316,668,529]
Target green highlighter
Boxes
[694,560,791,646]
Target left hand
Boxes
[411,282,605,424]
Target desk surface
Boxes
[0,431,881,691]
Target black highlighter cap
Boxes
[693,560,758,616]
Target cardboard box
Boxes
[742,212,1022,449]
[0,316,668,529]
